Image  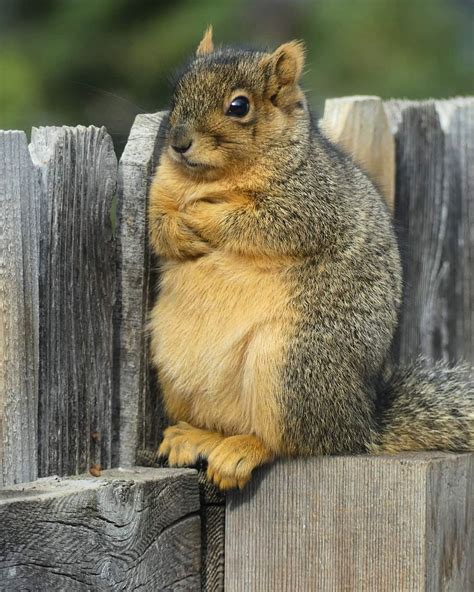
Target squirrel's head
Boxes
[165,27,308,180]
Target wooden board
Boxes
[29,126,117,477]
[114,112,168,467]
[225,453,473,591]
[385,98,474,365]
[321,96,395,208]
[0,467,201,591]
[0,131,40,486]
[447,99,474,364]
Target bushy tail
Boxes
[371,359,474,454]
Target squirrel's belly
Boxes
[149,253,295,441]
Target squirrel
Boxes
[147,27,474,490]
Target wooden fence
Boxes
[0,97,473,591]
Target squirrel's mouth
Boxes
[167,145,216,173]
[180,155,212,170]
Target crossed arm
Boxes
[148,183,321,261]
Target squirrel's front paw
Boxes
[206,435,274,491]
[175,220,213,258]
[158,422,225,467]
[149,212,212,260]
[158,422,200,466]
[181,200,230,244]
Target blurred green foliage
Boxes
[1,0,472,152]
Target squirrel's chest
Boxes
[149,253,293,431]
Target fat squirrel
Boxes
[147,28,473,490]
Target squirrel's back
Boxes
[271,123,403,455]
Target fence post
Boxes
[114,112,168,468]
[0,131,40,486]
[29,126,117,477]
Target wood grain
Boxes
[225,454,473,592]
[0,467,201,591]
[0,131,40,486]
[29,126,117,477]
[114,112,168,467]
[385,98,474,366]
[321,95,395,208]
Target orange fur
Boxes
[149,157,300,462]
[148,153,285,260]
[148,151,298,459]
[158,374,193,422]
[159,422,274,489]
[149,248,296,449]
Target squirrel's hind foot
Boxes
[206,434,274,491]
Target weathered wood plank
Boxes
[440,99,474,364]
[29,126,117,477]
[114,112,167,467]
[321,95,395,208]
[0,467,201,591]
[225,454,473,592]
[384,98,474,365]
[0,131,40,486]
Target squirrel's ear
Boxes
[267,40,305,86]
[196,26,214,56]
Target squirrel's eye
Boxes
[226,96,250,117]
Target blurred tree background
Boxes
[1,0,473,154]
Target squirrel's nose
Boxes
[171,140,192,154]
[170,124,193,154]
